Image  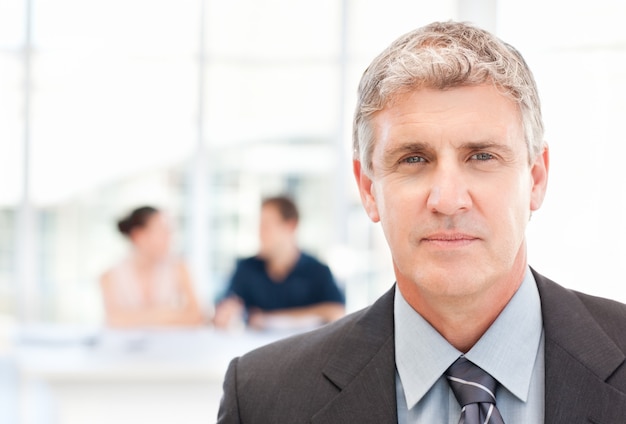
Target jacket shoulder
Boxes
[229,308,370,421]
[534,269,626,350]
[533,269,626,420]
[223,286,396,423]
[573,290,626,351]
[239,306,367,373]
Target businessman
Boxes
[217,21,626,423]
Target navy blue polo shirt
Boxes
[225,252,344,311]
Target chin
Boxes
[403,263,488,293]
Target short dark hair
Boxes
[262,196,299,223]
[117,206,159,236]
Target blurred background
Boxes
[1,0,626,423]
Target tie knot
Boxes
[445,357,498,407]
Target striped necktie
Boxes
[445,356,505,424]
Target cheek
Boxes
[375,182,422,233]
[511,176,534,220]
[150,230,170,248]
[486,183,531,238]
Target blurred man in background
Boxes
[213,196,345,331]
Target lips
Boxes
[423,232,478,241]
[421,232,479,248]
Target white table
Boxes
[14,325,297,424]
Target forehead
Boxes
[370,84,524,151]
[146,212,169,227]
[261,204,282,219]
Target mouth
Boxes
[421,232,479,247]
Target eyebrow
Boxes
[458,141,516,158]
[382,142,431,159]
[383,140,516,158]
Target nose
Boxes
[426,163,472,216]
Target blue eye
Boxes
[403,156,426,164]
[471,153,494,161]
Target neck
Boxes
[399,255,527,353]
[131,250,162,269]
[263,244,300,281]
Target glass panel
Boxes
[0,50,23,316]
[346,0,457,61]
[27,0,200,321]
[0,210,16,315]
[30,52,197,205]
[499,0,626,303]
[204,63,339,146]
[0,54,22,207]
[32,0,199,54]
[37,169,186,322]
[206,0,340,59]
[498,0,626,50]
[0,0,24,49]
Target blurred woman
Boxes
[100,206,204,328]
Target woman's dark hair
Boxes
[117,206,159,237]
[262,196,299,223]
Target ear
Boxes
[530,145,550,211]
[353,160,381,223]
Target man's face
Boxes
[354,84,549,303]
[259,205,295,257]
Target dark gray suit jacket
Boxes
[217,270,626,423]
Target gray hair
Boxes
[353,21,545,175]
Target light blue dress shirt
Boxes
[395,267,545,423]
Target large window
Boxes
[3,0,626,325]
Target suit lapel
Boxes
[312,288,398,424]
[535,270,626,423]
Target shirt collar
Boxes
[394,267,543,410]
